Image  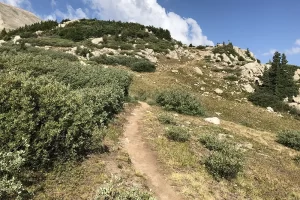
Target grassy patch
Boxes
[157,113,176,125]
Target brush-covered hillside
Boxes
[0,18,300,200]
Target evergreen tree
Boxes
[0,28,7,39]
[248,51,299,110]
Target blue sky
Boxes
[1,0,300,65]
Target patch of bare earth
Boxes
[122,102,185,200]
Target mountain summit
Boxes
[0,2,41,30]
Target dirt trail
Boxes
[122,102,184,200]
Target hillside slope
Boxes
[0,18,300,200]
[0,2,41,30]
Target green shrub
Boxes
[94,177,155,200]
[130,61,156,72]
[26,47,78,62]
[199,134,230,151]
[22,37,75,47]
[257,59,261,64]
[75,46,92,57]
[277,130,300,151]
[238,56,245,61]
[90,55,156,72]
[165,126,190,142]
[0,74,94,168]
[156,89,205,116]
[224,75,239,81]
[200,134,244,179]
[205,150,243,179]
[158,114,176,125]
[212,42,239,57]
[196,45,206,50]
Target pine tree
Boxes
[268,51,281,94]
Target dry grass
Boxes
[137,103,300,200]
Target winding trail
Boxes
[122,102,184,200]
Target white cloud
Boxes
[51,0,56,8]
[0,0,31,10]
[262,49,277,56]
[83,0,213,46]
[43,4,88,20]
[295,39,300,46]
[286,47,300,55]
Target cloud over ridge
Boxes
[84,0,214,46]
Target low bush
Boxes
[199,134,230,151]
[196,45,206,50]
[158,114,176,125]
[131,61,156,72]
[200,134,244,179]
[165,126,190,142]
[238,56,245,61]
[277,130,300,151]
[94,177,155,200]
[156,89,205,116]
[205,149,243,179]
[75,46,92,57]
[224,75,239,81]
[90,55,156,72]
[22,37,75,47]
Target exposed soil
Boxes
[122,102,184,200]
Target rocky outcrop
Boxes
[240,62,270,82]
[0,2,41,31]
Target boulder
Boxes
[171,70,179,73]
[293,96,300,104]
[294,69,300,81]
[205,117,221,125]
[166,50,179,59]
[91,37,103,45]
[214,88,224,94]
[243,84,255,93]
[222,53,231,63]
[13,35,21,44]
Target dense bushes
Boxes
[165,126,190,142]
[212,42,239,57]
[200,134,244,179]
[277,130,300,151]
[90,55,156,72]
[53,19,171,42]
[156,89,205,116]
[0,50,132,196]
[1,20,58,40]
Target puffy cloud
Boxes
[286,47,300,55]
[295,39,300,46]
[83,0,213,46]
[262,49,277,56]
[0,0,31,9]
[43,4,88,20]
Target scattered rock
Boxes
[13,35,21,44]
[214,88,224,94]
[205,117,221,125]
[267,107,274,113]
[293,96,300,104]
[91,37,103,45]
[294,69,300,81]
[194,67,203,75]
[166,50,179,59]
